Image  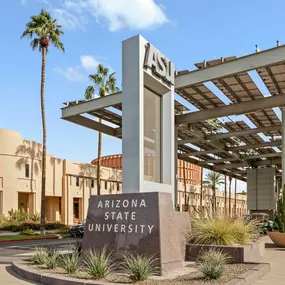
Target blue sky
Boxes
[1,0,285,191]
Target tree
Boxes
[203,171,224,214]
[21,10,65,234]
[229,177,232,217]
[84,64,119,195]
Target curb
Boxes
[0,236,62,243]
[12,261,270,285]
[224,263,270,285]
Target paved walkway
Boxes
[0,264,39,285]
[0,236,284,284]
[253,235,285,285]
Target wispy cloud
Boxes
[54,66,86,82]
[46,0,168,31]
[20,0,27,5]
[54,55,101,82]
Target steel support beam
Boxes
[177,155,247,182]
[252,158,281,166]
[214,163,248,170]
[63,115,116,137]
[180,149,223,157]
[198,157,239,165]
[62,92,122,118]
[207,125,281,140]
[175,45,285,89]
[176,95,285,124]
[243,152,282,160]
[227,140,281,151]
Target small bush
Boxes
[83,247,113,280]
[198,249,229,280]
[188,217,258,246]
[45,250,60,269]
[60,251,81,274]
[120,252,159,282]
[20,228,38,236]
[32,248,48,265]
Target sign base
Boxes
[82,192,186,275]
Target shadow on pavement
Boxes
[5,265,39,284]
[265,242,285,251]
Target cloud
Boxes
[80,55,100,72]
[52,8,87,30]
[20,0,27,5]
[54,55,101,81]
[52,0,167,31]
[87,0,168,31]
[54,66,85,82]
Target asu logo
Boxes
[144,43,175,86]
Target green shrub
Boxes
[83,247,114,280]
[198,249,229,280]
[0,222,67,232]
[60,251,81,274]
[45,250,60,269]
[188,217,258,246]
[20,228,38,236]
[120,252,159,282]
[32,248,48,265]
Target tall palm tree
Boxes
[21,10,64,234]
[84,64,119,195]
[203,171,224,214]
[234,178,237,216]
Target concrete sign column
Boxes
[122,35,175,203]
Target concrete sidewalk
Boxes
[253,235,285,285]
[0,264,39,285]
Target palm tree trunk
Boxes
[40,47,47,235]
[224,175,227,216]
[234,178,237,217]
[97,119,102,195]
[229,177,232,217]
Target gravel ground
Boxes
[30,262,256,284]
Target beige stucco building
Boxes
[0,129,247,225]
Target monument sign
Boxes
[82,192,184,274]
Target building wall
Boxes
[0,129,247,225]
[92,154,202,185]
[0,129,122,225]
[176,183,248,217]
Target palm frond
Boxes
[85,86,95,100]
[21,9,65,53]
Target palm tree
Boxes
[84,64,120,195]
[234,178,237,216]
[203,171,224,214]
[21,10,65,234]
[224,175,227,215]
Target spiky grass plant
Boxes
[189,217,258,246]
[45,250,60,269]
[120,252,159,282]
[83,247,114,280]
[32,247,48,265]
[59,251,81,274]
[198,249,229,280]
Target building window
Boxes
[91,179,94,188]
[25,164,30,178]
[76,177,79,187]
[105,181,108,190]
[117,183,120,192]
[59,198,62,216]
